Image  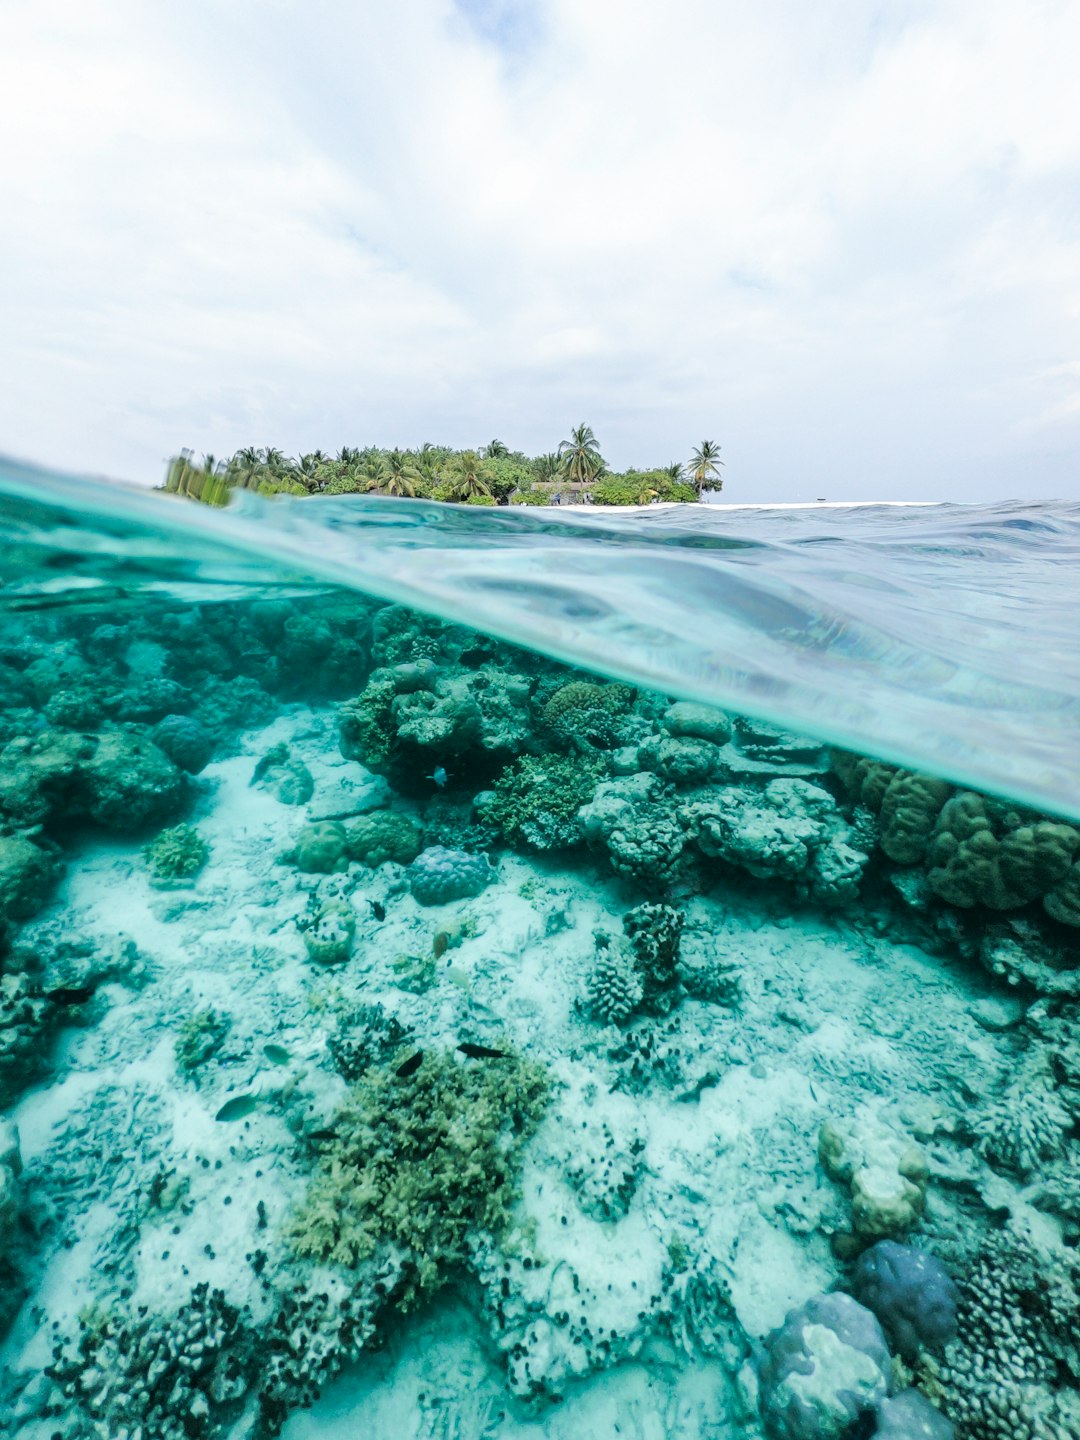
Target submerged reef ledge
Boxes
[0,589,1078,1440]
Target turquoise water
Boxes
[0,459,1078,1439]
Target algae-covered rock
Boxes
[287,1047,548,1306]
[407,846,494,905]
[151,713,215,775]
[79,731,187,831]
[578,772,685,890]
[662,700,732,745]
[0,830,62,923]
[638,734,719,787]
[250,742,314,805]
[345,811,422,868]
[291,821,349,874]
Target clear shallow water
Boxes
[4,458,1080,818]
[1,457,1079,1440]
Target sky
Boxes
[1,0,1078,501]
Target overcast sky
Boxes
[1,0,1078,500]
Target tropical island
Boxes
[163,426,725,507]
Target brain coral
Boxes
[407,846,494,905]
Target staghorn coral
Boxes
[288,1048,548,1306]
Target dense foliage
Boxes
[163,430,725,508]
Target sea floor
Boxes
[0,706,1064,1438]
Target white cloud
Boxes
[0,0,1078,498]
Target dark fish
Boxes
[458,1043,507,1060]
[307,1128,338,1142]
[433,931,450,960]
[263,1043,290,1065]
[215,1096,258,1122]
[369,901,386,922]
[46,985,95,1006]
[396,1050,423,1078]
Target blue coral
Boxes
[847,1241,957,1363]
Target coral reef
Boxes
[584,937,644,1023]
[288,1048,549,1306]
[485,753,601,851]
[174,1008,231,1075]
[918,1233,1080,1440]
[757,1291,891,1440]
[48,1283,255,1439]
[290,820,349,874]
[407,845,494,905]
[847,1242,958,1362]
[345,810,422,867]
[146,822,210,882]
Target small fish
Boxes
[307,1128,338,1143]
[215,1096,258,1123]
[46,985,95,1006]
[263,1043,290,1066]
[426,766,450,788]
[457,1043,507,1060]
[396,1050,423,1078]
[433,931,450,960]
[369,900,386,922]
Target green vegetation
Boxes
[145,823,209,882]
[288,1048,549,1306]
[162,429,727,508]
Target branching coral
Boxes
[146,822,209,882]
[623,901,683,1010]
[585,939,644,1024]
[918,1234,1080,1440]
[487,753,602,851]
[288,1048,548,1305]
[49,1283,255,1440]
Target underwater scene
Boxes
[1,463,1079,1440]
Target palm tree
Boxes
[362,454,389,491]
[381,449,420,497]
[229,446,264,490]
[661,463,683,481]
[445,450,492,500]
[558,424,603,485]
[485,439,509,459]
[534,452,561,483]
[687,441,724,496]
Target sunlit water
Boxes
[1,459,1078,1440]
